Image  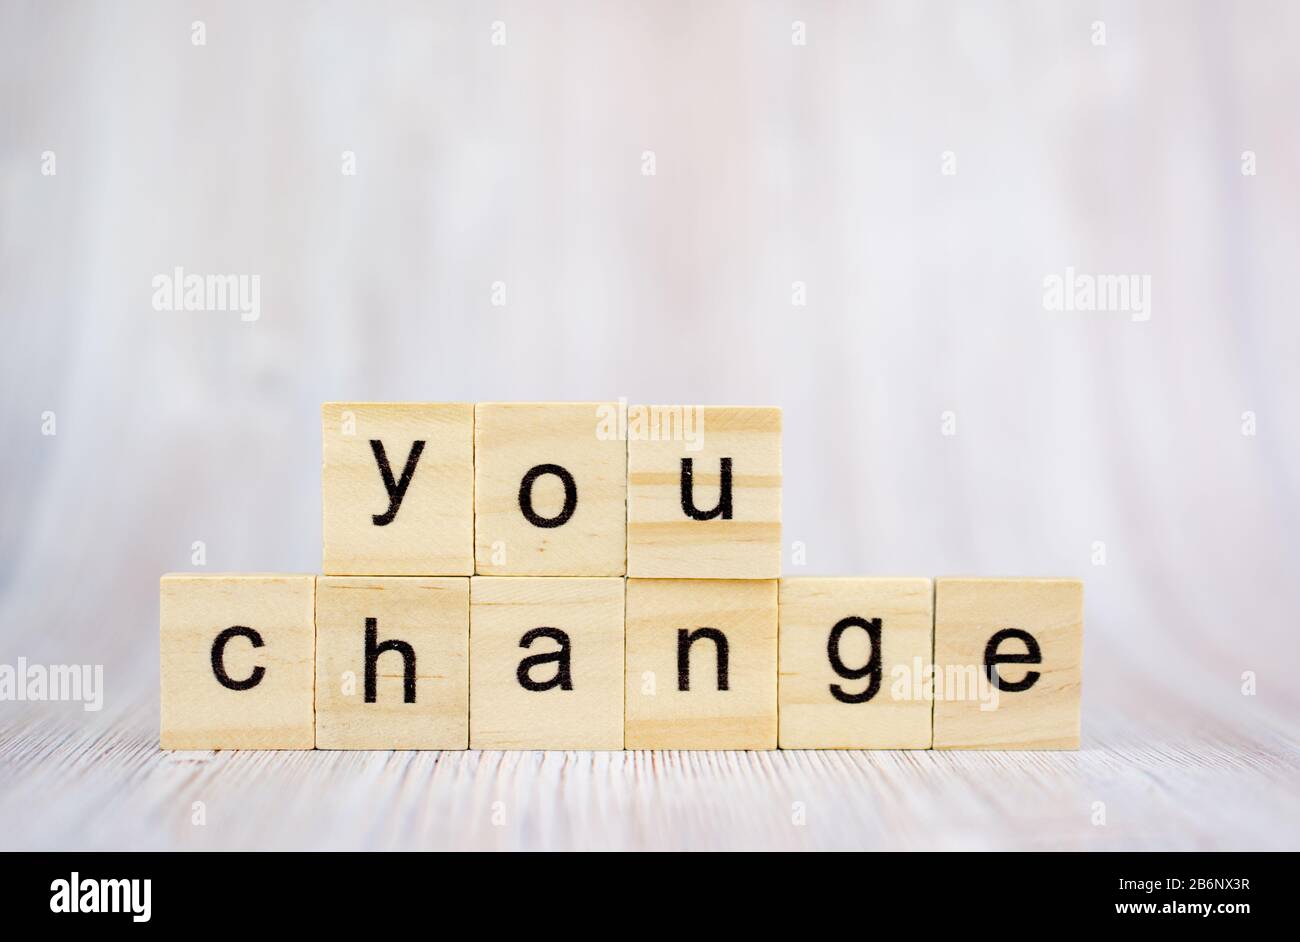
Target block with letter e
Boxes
[932,577,1083,749]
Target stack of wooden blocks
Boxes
[160,402,1083,751]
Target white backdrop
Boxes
[1,1,1297,848]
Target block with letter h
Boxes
[159,400,1084,752]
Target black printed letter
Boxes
[827,616,882,704]
[983,628,1042,693]
[677,627,729,691]
[370,439,425,526]
[516,627,573,691]
[518,464,578,529]
[365,617,416,703]
[211,626,265,691]
[680,457,733,520]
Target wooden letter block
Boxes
[778,577,933,749]
[932,578,1083,749]
[626,405,781,579]
[315,577,469,749]
[624,579,777,750]
[474,402,626,576]
[322,402,473,576]
[469,577,624,749]
[160,574,315,750]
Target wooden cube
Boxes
[626,405,781,579]
[160,574,315,750]
[474,402,626,576]
[932,578,1083,749]
[469,577,624,749]
[624,578,777,750]
[315,577,469,749]
[322,402,473,576]
[778,577,933,749]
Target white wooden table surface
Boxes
[3,683,1295,851]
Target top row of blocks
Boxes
[322,402,782,578]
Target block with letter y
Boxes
[322,402,473,575]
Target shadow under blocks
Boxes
[159,402,1082,751]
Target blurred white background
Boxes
[1,1,1297,849]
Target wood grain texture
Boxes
[627,406,781,579]
[474,402,626,576]
[322,403,474,576]
[4,692,1295,851]
[160,574,315,750]
[470,577,624,749]
[315,577,468,750]
[933,578,1083,750]
[625,579,778,750]
[779,577,933,749]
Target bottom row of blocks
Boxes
[160,575,1083,751]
